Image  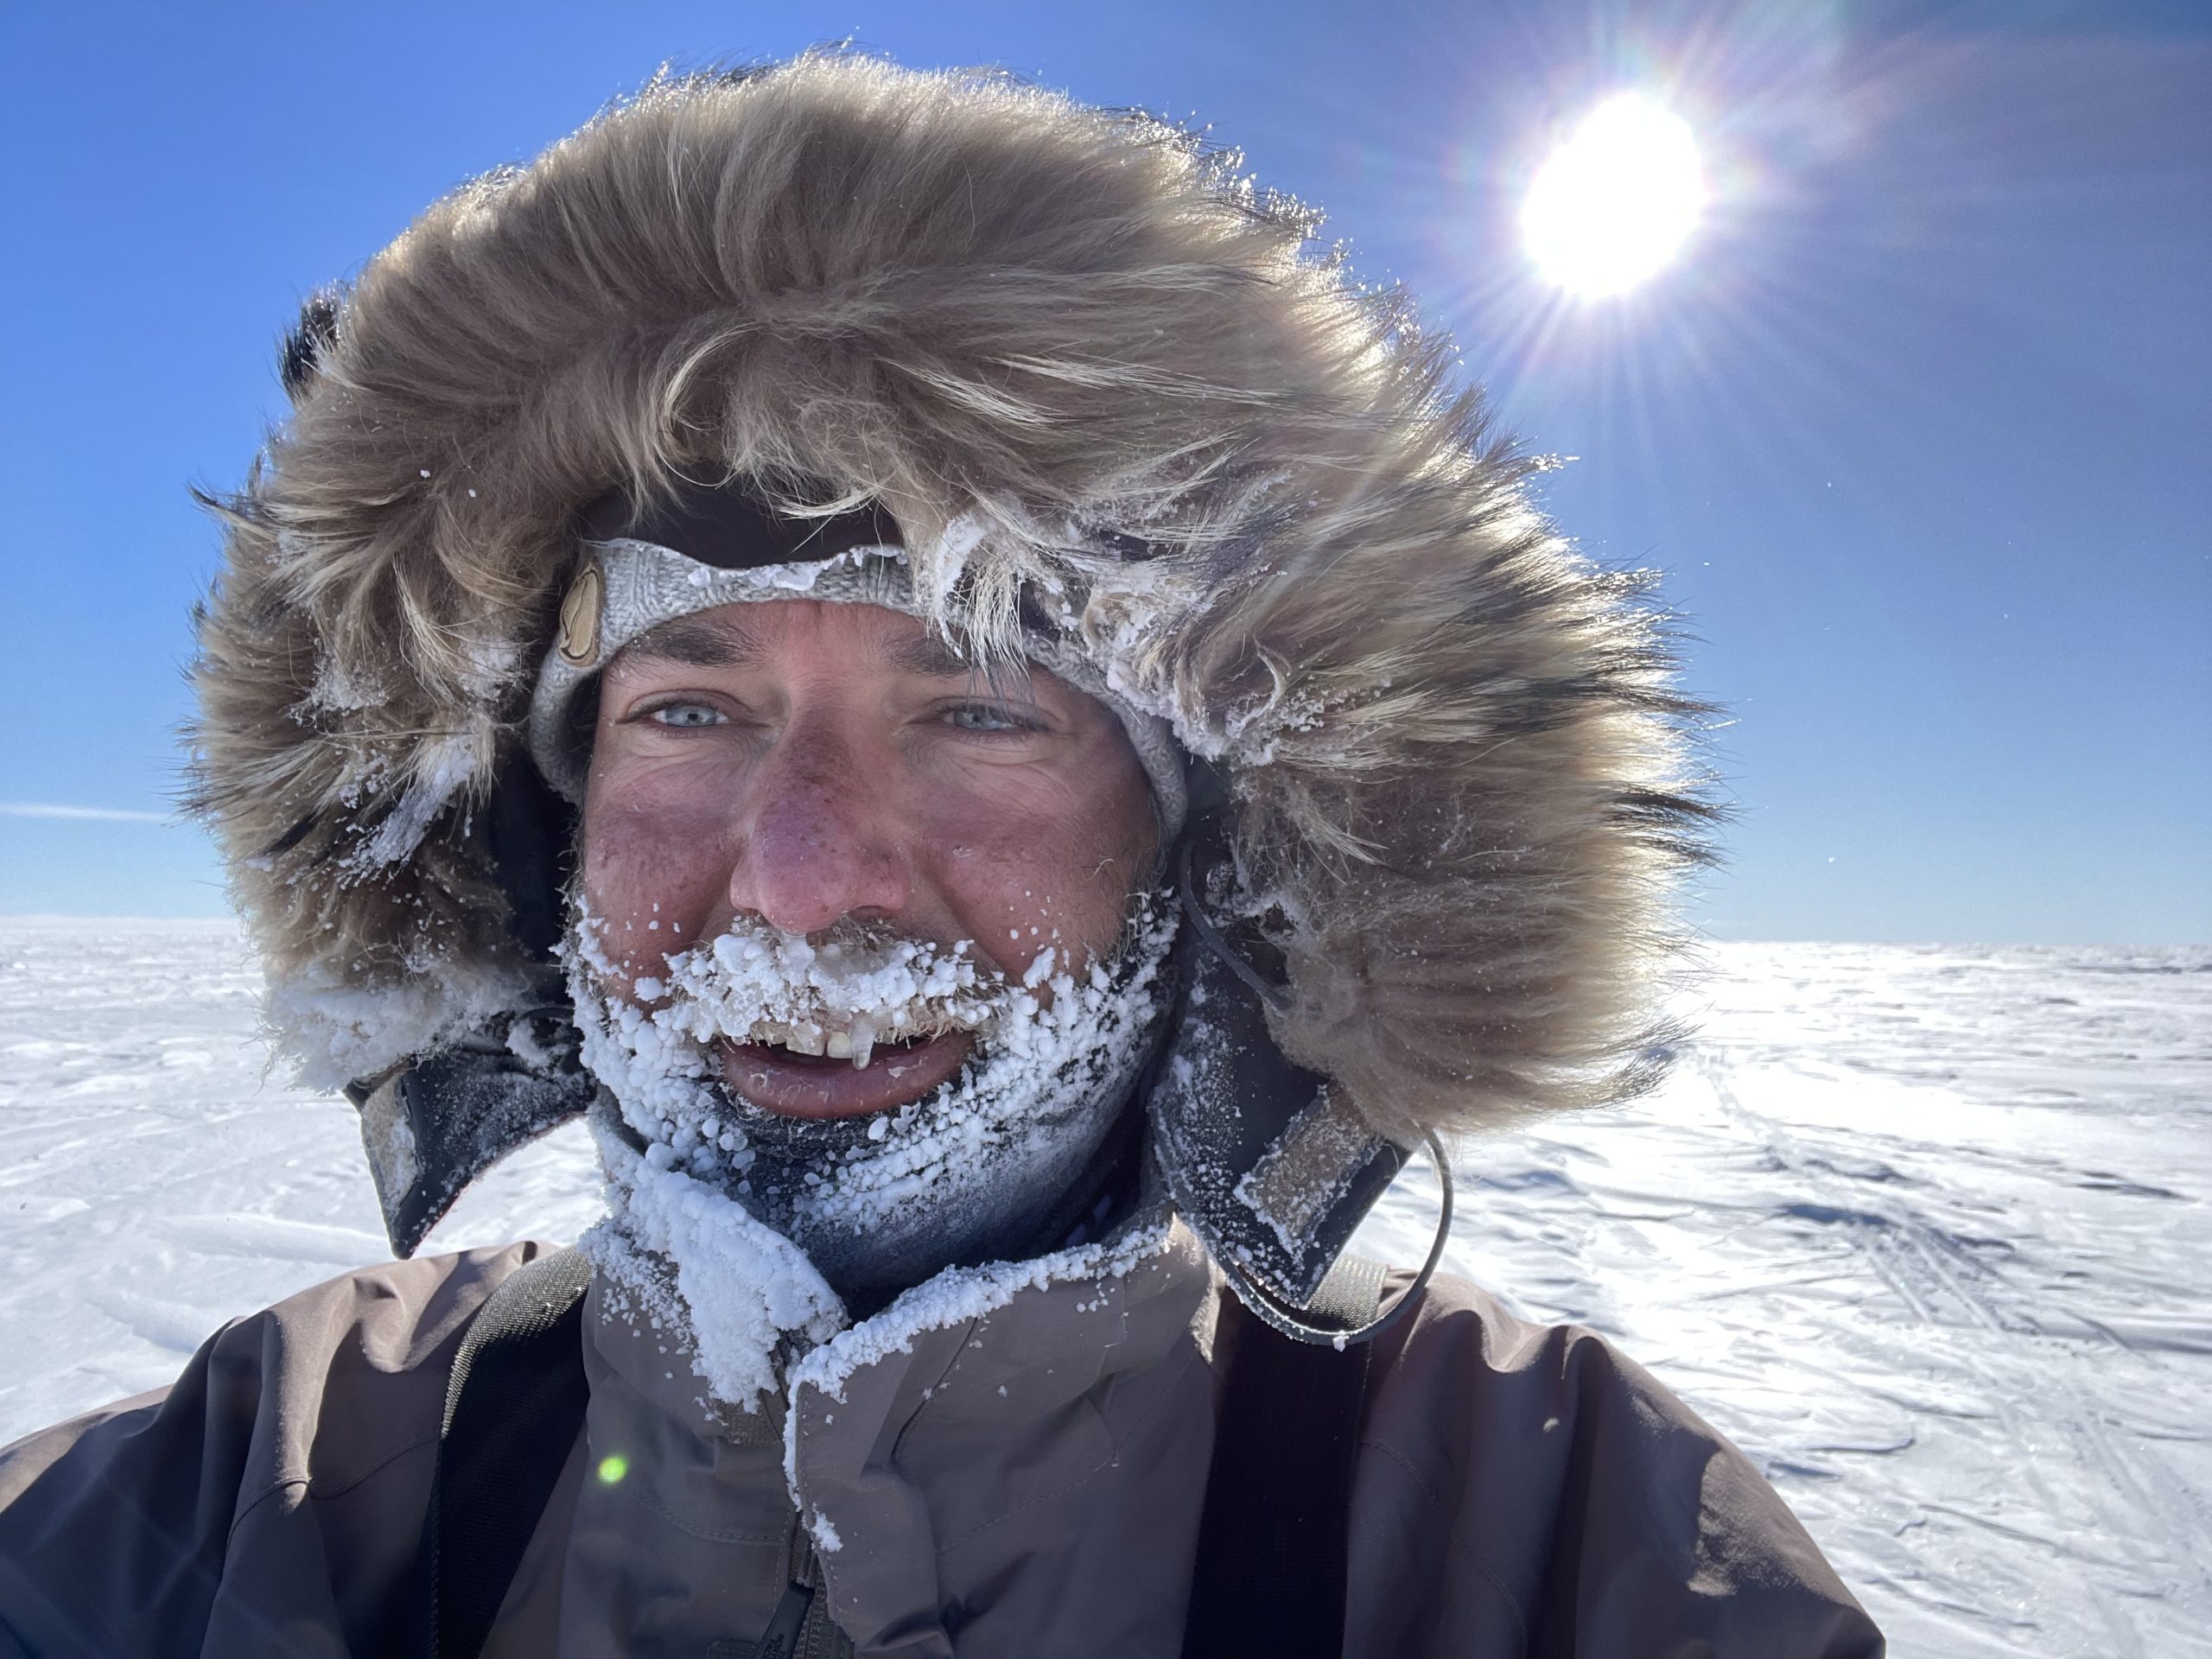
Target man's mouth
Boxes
[715,1025,976,1119]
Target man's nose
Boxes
[725,726,911,935]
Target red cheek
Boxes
[915,798,1137,979]
[578,806,729,981]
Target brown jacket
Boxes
[0,1230,1880,1657]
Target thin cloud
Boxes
[1,802,174,824]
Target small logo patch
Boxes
[557,563,603,666]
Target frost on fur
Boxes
[190,54,1713,1160]
[265,951,533,1093]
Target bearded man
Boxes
[0,54,1882,1659]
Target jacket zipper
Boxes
[749,1513,854,1659]
[749,1523,817,1659]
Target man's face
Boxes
[579,598,1158,1122]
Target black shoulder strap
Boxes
[424,1247,594,1659]
[1180,1255,1391,1659]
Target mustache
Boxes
[636,916,1014,1071]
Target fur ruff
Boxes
[189,54,1713,1144]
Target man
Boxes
[0,54,1882,1657]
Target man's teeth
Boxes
[750,1020,938,1070]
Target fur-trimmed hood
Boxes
[190,54,1708,1284]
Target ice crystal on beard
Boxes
[564,893,1174,1408]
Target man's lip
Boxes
[714,1030,974,1119]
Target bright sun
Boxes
[1522,94,1707,298]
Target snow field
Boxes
[1352,941,2211,1657]
[2,920,2205,1655]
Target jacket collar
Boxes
[583,1213,1220,1653]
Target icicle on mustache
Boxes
[564,894,1175,1409]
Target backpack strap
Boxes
[424,1247,594,1659]
[1180,1254,1393,1659]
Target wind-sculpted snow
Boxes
[1,921,2205,1655]
[1353,941,2212,1658]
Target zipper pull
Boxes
[750,1575,815,1659]
[749,1524,820,1659]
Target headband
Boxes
[526,481,1189,843]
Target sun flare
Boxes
[1522,94,1707,298]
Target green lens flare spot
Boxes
[596,1454,629,1484]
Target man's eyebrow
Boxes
[883,632,1046,706]
[619,613,760,669]
[617,612,1034,692]
[883,632,988,679]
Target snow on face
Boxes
[574,599,1159,1003]
[567,894,1175,1405]
[564,596,1170,1403]
[646,922,997,1071]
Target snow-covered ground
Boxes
[1,920,2204,1655]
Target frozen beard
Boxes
[568,895,1176,1395]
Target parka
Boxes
[0,50,1885,1657]
[0,1231,1880,1656]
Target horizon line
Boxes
[1,802,175,824]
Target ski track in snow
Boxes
[2,920,2205,1655]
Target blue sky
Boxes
[3,1,2205,942]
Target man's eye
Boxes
[944,703,1032,734]
[648,703,727,728]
